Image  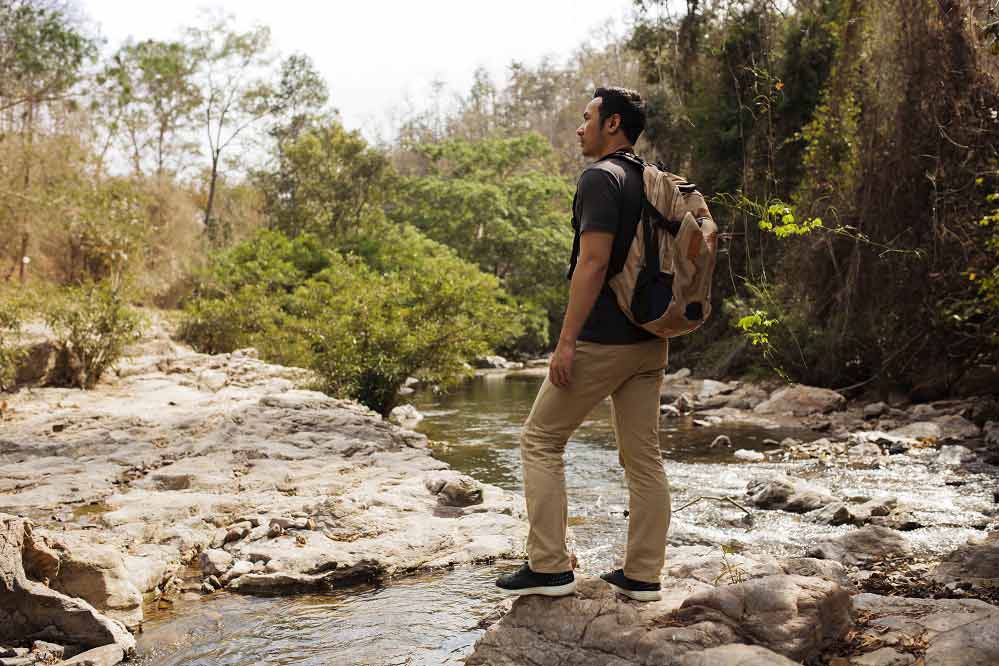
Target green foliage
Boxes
[392,133,572,351]
[261,122,391,241]
[180,227,522,414]
[0,287,28,391]
[66,178,150,283]
[44,281,143,389]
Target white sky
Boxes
[81,0,640,140]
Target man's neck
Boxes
[596,142,634,161]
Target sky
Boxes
[81,0,640,140]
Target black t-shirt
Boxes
[569,152,657,345]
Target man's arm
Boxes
[549,230,614,388]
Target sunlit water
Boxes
[136,374,995,665]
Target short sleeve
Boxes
[576,168,620,235]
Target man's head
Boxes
[577,86,646,160]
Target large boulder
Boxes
[0,515,135,654]
[674,574,852,662]
[931,532,999,590]
[47,535,143,630]
[806,525,911,566]
[746,475,836,513]
[754,385,845,416]
[467,573,851,665]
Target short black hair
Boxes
[593,87,646,144]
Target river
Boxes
[134,373,990,665]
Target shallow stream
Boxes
[135,373,992,665]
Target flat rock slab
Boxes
[851,594,999,666]
[0,342,527,633]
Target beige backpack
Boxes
[608,151,718,338]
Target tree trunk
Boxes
[203,152,220,239]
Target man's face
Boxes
[577,97,611,160]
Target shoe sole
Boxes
[604,581,662,601]
[497,580,577,597]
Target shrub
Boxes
[0,288,28,391]
[180,226,523,414]
[45,281,143,389]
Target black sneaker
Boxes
[600,569,662,601]
[495,562,576,597]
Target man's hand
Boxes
[549,339,575,388]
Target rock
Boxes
[473,355,515,370]
[710,435,732,448]
[200,580,215,594]
[806,499,897,527]
[932,532,999,590]
[754,385,845,416]
[31,641,64,659]
[675,393,695,414]
[746,475,836,513]
[0,515,135,654]
[863,402,887,419]
[850,647,915,665]
[0,658,32,666]
[425,471,484,507]
[665,367,692,382]
[679,645,799,665]
[986,421,999,448]
[660,404,682,418]
[733,449,765,461]
[933,414,981,441]
[923,610,999,665]
[806,525,911,565]
[937,444,975,465]
[847,441,883,459]
[778,558,852,589]
[468,576,738,666]
[59,644,124,666]
[228,561,379,595]
[46,536,143,630]
[697,379,736,399]
[852,594,999,666]
[388,404,423,430]
[199,549,234,577]
[221,560,254,584]
[970,398,999,428]
[676,574,852,662]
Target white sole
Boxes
[606,581,662,601]
[499,580,577,597]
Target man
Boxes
[496,87,670,602]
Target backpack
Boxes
[606,151,718,339]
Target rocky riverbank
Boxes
[464,367,999,665]
[3,325,998,665]
[0,323,526,664]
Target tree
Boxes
[0,0,95,282]
[259,121,390,241]
[185,16,327,240]
[392,133,573,350]
[99,38,202,176]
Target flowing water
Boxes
[135,373,994,665]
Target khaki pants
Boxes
[520,338,671,583]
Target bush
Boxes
[0,288,28,392]
[180,226,523,414]
[45,281,143,389]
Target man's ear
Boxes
[605,113,621,135]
